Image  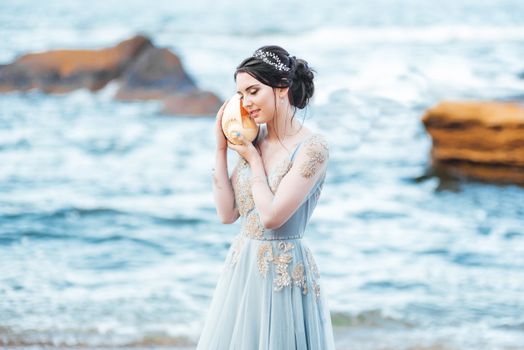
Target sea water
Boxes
[1,0,524,349]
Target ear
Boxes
[276,87,289,99]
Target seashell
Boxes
[221,93,259,145]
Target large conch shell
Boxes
[221,93,259,145]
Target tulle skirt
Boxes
[196,234,336,350]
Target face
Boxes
[236,72,281,124]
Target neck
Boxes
[266,106,301,142]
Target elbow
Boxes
[221,217,236,224]
[219,212,238,224]
[220,216,236,224]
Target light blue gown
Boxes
[197,128,336,350]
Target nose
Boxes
[242,95,252,109]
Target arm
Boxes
[212,150,240,224]
[249,135,329,229]
[227,134,329,229]
[212,100,240,224]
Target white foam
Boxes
[292,25,524,46]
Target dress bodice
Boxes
[232,128,329,241]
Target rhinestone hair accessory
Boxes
[253,50,290,72]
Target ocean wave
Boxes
[294,26,524,46]
[494,321,524,331]
[450,251,522,269]
[0,324,195,348]
[331,309,415,329]
[1,206,205,225]
[360,280,431,292]
[0,207,126,221]
[0,310,417,347]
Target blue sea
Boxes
[1,0,524,349]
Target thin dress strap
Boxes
[290,142,303,161]
[290,133,316,161]
[291,134,315,161]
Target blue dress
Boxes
[197,129,336,350]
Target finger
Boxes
[227,141,239,151]
[236,134,247,146]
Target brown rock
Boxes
[0,35,152,93]
[115,47,197,100]
[422,101,524,184]
[161,91,222,116]
[0,34,221,116]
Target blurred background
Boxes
[1,0,524,349]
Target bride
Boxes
[197,45,335,350]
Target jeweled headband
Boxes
[252,50,290,72]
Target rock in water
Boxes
[161,91,222,116]
[0,35,222,116]
[422,101,524,185]
[115,47,197,100]
[115,45,222,115]
[0,35,152,93]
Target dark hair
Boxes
[234,45,315,110]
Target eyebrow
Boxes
[237,84,260,94]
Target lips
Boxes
[249,109,261,118]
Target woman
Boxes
[197,45,335,349]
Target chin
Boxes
[254,115,270,124]
[252,116,264,124]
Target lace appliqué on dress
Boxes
[306,247,321,297]
[268,158,292,193]
[298,134,329,179]
[256,242,320,297]
[233,157,267,239]
[234,158,256,217]
[257,242,273,277]
[292,263,307,295]
[244,211,265,239]
[229,235,245,267]
[273,242,294,291]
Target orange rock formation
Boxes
[422,101,524,185]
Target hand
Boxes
[215,99,229,152]
[227,134,260,164]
